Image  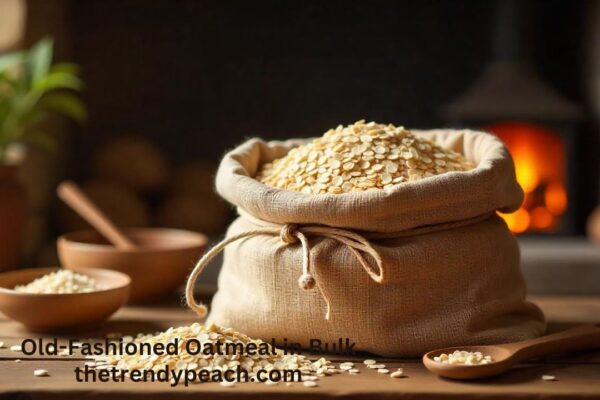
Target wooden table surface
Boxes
[1,295,599,399]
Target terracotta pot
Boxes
[0,165,26,271]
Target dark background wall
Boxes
[66,0,587,170]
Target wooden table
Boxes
[1,295,599,399]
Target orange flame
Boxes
[545,182,567,216]
[486,122,567,234]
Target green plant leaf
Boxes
[0,70,11,84]
[0,99,10,122]
[34,71,84,92]
[40,92,87,123]
[0,51,24,72]
[0,37,86,155]
[0,72,17,96]
[50,62,81,75]
[0,98,12,143]
[28,37,53,85]
[8,90,43,133]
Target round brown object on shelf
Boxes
[156,194,229,235]
[92,136,169,192]
[586,205,600,246]
[170,162,218,197]
[160,162,230,234]
[57,180,150,232]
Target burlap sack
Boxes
[186,129,546,357]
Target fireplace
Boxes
[441,1,600,295]
[441,0,582,235]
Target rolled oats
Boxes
[433,350,492,365]
[89,322,335,386]
[256,120,474,194]
[15,269,102,294]
[390,369,405,378]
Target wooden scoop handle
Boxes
[508,324,600,362]
[57,181,137,250]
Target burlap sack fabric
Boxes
[186,129,546,357]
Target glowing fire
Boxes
[486,122,567,234]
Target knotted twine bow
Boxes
[185,215,385,320]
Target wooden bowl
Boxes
[0,267,130,333]
[57,228,207,303]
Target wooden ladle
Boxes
[423,324,600,380]
[57,181,137,250]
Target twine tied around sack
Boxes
[185,222,385,320]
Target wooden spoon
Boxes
[423,323,600,380]
[57,181,137,250]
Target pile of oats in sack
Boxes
[186,120,545,356]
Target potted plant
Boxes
[0,37,85,270]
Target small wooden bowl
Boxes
[57,228,207,303]
[0,267,130,333]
